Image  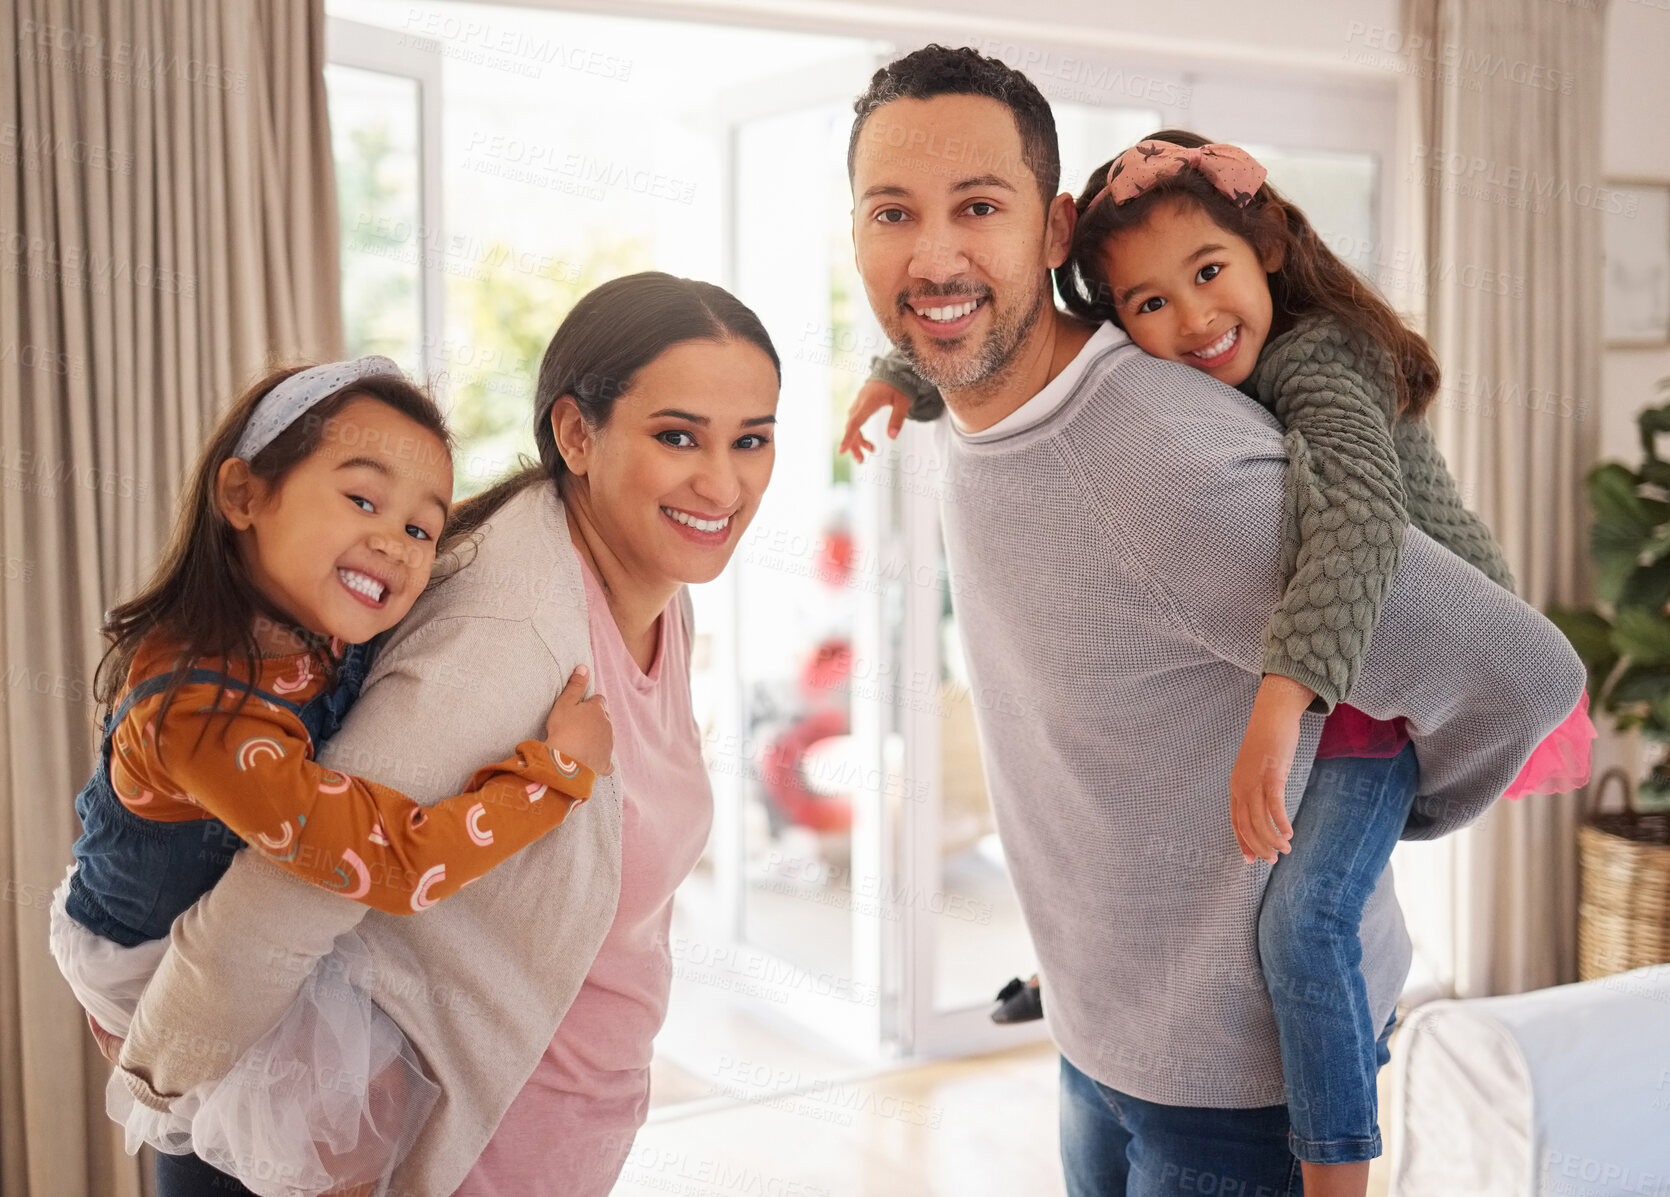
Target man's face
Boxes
[850,94,1070,395]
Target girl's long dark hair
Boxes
[443,272,781,545]
[1052,129,1440,419]
[95,368,451,749]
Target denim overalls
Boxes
[64,642,373,947]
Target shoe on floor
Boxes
[991,976,1043,1024]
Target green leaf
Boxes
[1546,606,1615,668]
[1641,460,1670,490]
[1593,520,1652,555]
[1591,463,1668,533]
[1642,524,1670,568]
[1592,504,1663,604]
[1618,557,1670,613]
[1548,606,1619,705]
[1639,403,1670,462]
[1612,608,1670,665]
[1607,663,1670,707]
[1593,549,1640,609]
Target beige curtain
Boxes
[0,3,341,1193]
[1405,0,1607,997]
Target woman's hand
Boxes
[1230,676,1314,864]
[544,665,614,777]
[840,380,914,463]
[87,1012,124,1065]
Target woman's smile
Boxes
[659,504,734,546]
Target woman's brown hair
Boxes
[94,367,451,750]
[1052,129,1440,419]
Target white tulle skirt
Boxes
[48,867,168,1039]
[51,869,438,1197]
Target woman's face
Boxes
[562,337,779,586]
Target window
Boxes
[324,18,444,384]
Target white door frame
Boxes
[325,17,446,384]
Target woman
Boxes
[113,272,782,1196]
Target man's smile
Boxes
[906,294,990,338]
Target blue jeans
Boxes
[1060,1056,1302,1196]
[1258,744,1417,1165]
[154,1149,257,1197]
[1059,1025,1394,1195]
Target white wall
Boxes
[1592,0,1670,789]
[823,0,1403,67]
[521,0,1401,72]
[1601,0,1670,466]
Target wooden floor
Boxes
[629,1041,1394,1196]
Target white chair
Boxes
[1390,964,1670,1195]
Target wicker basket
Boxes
[1577,767,1670,980]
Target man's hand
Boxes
[840,379,914,463]
[1229,675,1314,863]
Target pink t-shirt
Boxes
[454,554,713,1197]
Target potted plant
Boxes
[1547,382,1670,979]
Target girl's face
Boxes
[1102,197,1282,389]
[558,337,779,588]
[221,395,453,648]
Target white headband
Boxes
[233,355,408,461]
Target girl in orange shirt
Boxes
[49,357,611,1196]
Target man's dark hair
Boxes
[847,44,1060,206]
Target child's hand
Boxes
[840,380,914,463]
[545,665,613,777]
[1230,676,1313,864]
[87,1012,124,1065]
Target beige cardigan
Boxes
[119,481,684,1195]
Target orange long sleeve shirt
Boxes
[109,639,595,914]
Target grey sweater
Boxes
[116,483,662,1196]
[873,312,1517,711]
[934,325,1583,1106]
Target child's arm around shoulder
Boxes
[869,347,945,421]
[1217,318,1411,857]
[1074,374,1583,837]
[841,347,946,461]
[1249,316,1411,713]
[117,643,597,916]
[119,607,595,1100]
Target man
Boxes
[845,44,1582,1193]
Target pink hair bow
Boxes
[1101,141,1268,208]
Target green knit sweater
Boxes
[866,314,1515,711]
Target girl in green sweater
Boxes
[842,130,1592,1196]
